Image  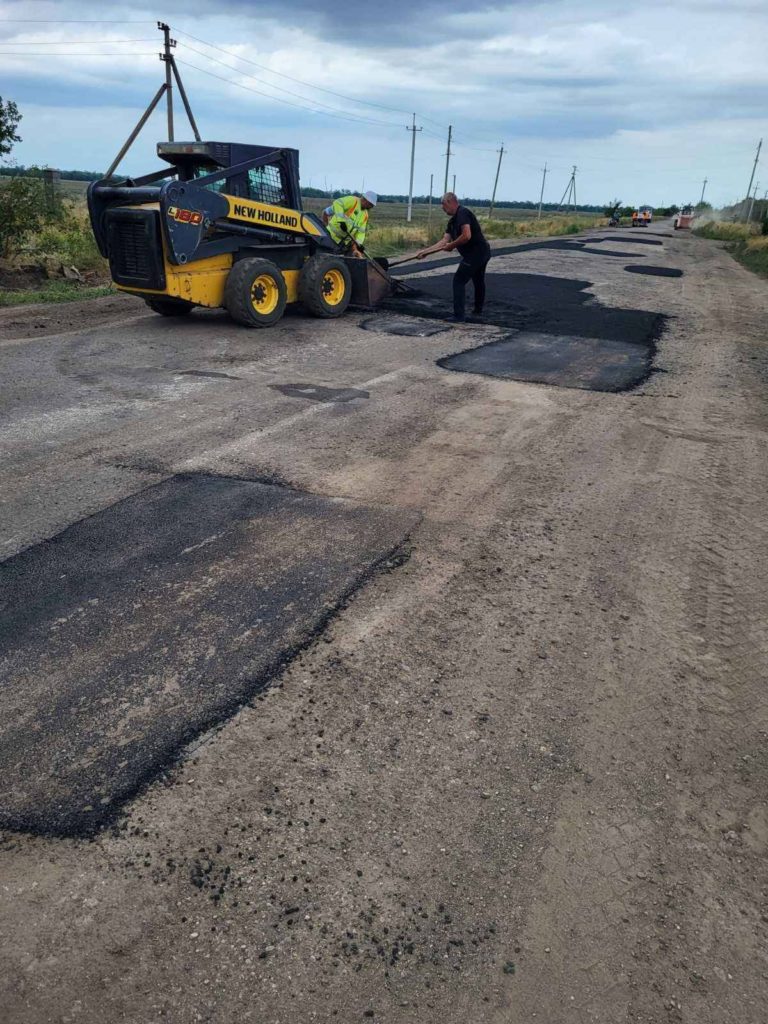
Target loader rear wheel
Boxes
[144,297,194,317]
[299,255,352,318]
[225,258,287,328]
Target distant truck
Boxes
[631,205,653,227]
[673,205,695,230]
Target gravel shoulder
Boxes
[1,228,767,1023]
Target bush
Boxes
[33,212,103,270]
[0,175,48,257]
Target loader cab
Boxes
[156,141,297,207]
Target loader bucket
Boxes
[345,257,394,307]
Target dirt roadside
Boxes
[1,230,767,1023]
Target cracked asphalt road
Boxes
[1,225,767,1023]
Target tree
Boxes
[695,200,713,212]
[603,198,622,217]
[0,97,22,159]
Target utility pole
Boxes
[747,182,760,222]
[406,113,422,223]
[537,162,547,220]
[744,138,762,220]
[489,142,505,219]
[443,125,453,196]
[104,23,199,177]
[427,173,434,231]
[159,22,174,141]
[452,173,456,194]
[699,177,708,205]
[558,166,577,212]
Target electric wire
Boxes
[173,27,415,118]
[177,41,406,129]
[175,58,411,133]
[0,39,157,44]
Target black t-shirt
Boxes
[447,206,490,260]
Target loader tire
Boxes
[225,258,287,328]
[299,255,352,319]
[144,297,194,317]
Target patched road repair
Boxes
[2,225,768,1023]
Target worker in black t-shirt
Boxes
[416,192,492,322]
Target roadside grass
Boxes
[693,221,759,241]
[0,281,114,307]
[694,221,768,278]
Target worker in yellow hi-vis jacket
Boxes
[323,191,377,257]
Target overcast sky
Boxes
[1,0,765,207]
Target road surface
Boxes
[1,226,766,1023]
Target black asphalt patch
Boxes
[625,265,683,278]
[360,315,450,337]
[270,383,370,403]
[387,271,663,337]
[0,474,414,837]
[438,332,653,392]
[385,271,665,392]
[603,236,664,246]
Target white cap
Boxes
[363,190,378,206]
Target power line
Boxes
[173,27,414,118]
[0,38,156,44]
[177,40,404,128]
[0,51,159,56]
[0,19,153,23]
[174,58,410,132]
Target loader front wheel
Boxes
[299,255,352,318]
[144,297,194,317]
[225,258,287,328]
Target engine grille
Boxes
[105,208,166,290]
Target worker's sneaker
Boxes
[446,315,465,323]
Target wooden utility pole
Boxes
[427,172,434,230]
[406,113,422,223]
[699,178,708,205]
[489,142,504,219]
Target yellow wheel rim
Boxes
[322,268,345,307]
[251,274,280,315]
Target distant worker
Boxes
[323,191,377,257]
[415,193,491,322]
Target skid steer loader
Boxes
[88,141,394,327]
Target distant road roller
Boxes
[88,141,393,327]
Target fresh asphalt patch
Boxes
[385,271,666,392]
[625,265,683,278]
[599,235,664,246]
[0,474,415,838]
[269,383,370,403]
[438,332,654,391]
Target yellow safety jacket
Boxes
[326,195,369,247]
